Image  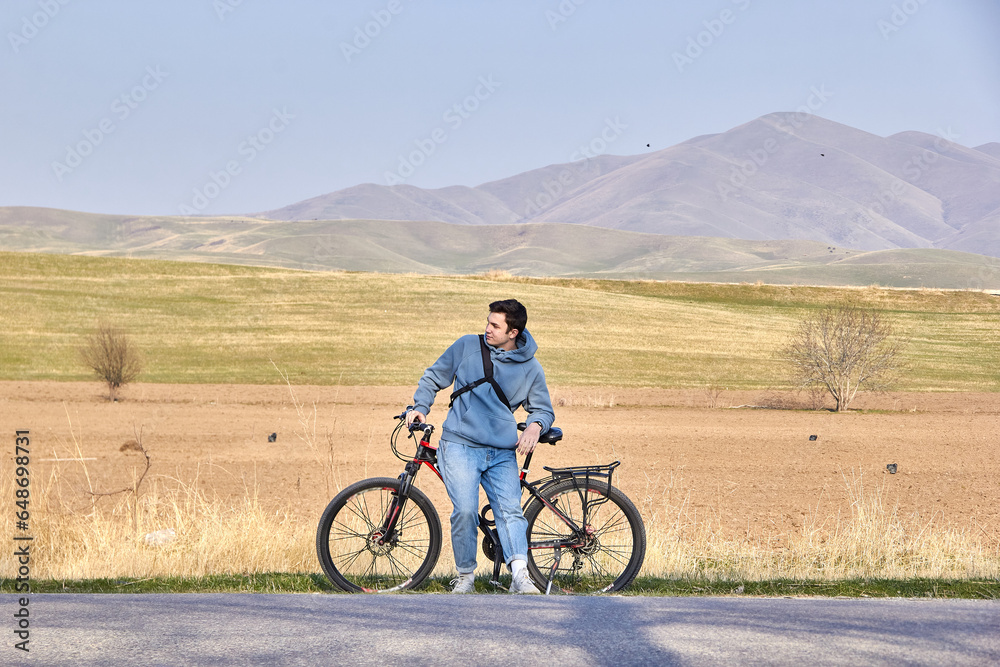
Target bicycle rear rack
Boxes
[542,461,619,512]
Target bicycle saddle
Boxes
[517,422,563,444]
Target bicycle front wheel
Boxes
[316,477,442,592]
[524,477,646,594]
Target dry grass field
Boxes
[3,381,997,583]
[1,252,998,391]
[1,252,997,586]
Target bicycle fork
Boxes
[375,430,440,547]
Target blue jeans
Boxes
[438,439,528,574]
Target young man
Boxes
[406,299,555,594]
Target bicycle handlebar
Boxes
[396,407,560,444]
[396,407,433,436]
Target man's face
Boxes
[485,311,518,350]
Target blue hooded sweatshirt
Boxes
[412,330,555,449]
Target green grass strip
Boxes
[4,575,997,598]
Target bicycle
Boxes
[316,409,646,594]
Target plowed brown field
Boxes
[4,381,997,547]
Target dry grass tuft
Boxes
[551,392,616,408]
[1,466,315,580]
[3,450,995,582]
[640,470,1000,581]
[481,268,513,281]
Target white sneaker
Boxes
[510,569,541,595]
[450,572,476,594]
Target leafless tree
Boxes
[781,304,908,412]
[80,322,143,401]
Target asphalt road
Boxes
[3,593,998,665]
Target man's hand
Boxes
[516,421,542,456]
[406,409,426,428]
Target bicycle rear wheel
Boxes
[524,477,645,594]
[316,477,442,592]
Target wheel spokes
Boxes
[327,487,435,589]
[530,488,636,592]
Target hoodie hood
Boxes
[489,329,538,364]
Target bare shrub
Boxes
[804,385,829,411]
[80,322,143,401]
[704,384,725,408]
[88,425,152,534]
[781,304,907,412]
[755,391,796,410]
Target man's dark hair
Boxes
[489,299,527,335]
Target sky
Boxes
[2,0,998,217]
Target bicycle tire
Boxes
[524,476,645,594]
[316,477,442,592]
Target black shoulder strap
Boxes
[479,335,512,411]
[448,335,513,411]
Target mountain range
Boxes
[260,113,1000,259]
[3,112,1000,289]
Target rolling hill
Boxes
[2,207,1000,289]
[260,113,1000,258]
